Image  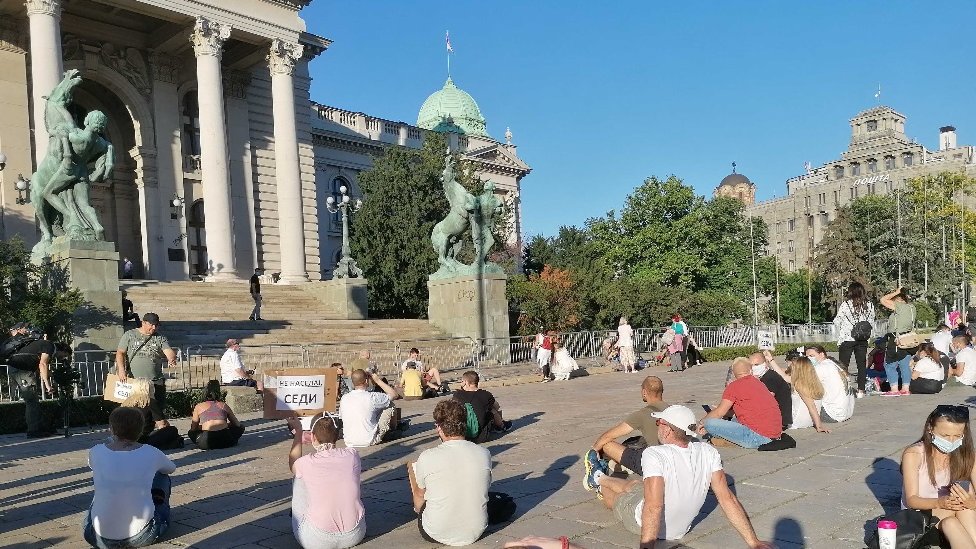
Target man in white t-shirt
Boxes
[339,369,401,447]
[407,399,491,546]
[950,336,976,386]
[587,405,772,548]
[805,346,854,423]
[400,347,444,392]
[219,339,262,389]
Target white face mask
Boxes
[751,364,767,377]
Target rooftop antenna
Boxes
[445,30,453,79]
[874,83,881,104]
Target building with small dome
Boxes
[312,76,531,277]
[0,1,530,282]
[714,164,756,206]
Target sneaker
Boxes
[900,389,911,395]
[502,420,513,432]
[541,377,551,383]
[583,450,605,492]
[856,391,865,399]
[882,390,905,397]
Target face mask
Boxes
[751,364,767,377]
[806,356,819,366]
[932,434,964,454]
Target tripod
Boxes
[49,361,93,437]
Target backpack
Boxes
[845,304,872,342]
[0,335,36,363]
[487,491,517,524]
[463,402,481,440]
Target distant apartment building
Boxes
[714,106,976,270]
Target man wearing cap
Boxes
[220,338,261,389]
[116,313,178,430]
[589,405,772,548]
[3,323,56,437]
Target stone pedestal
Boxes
[48,240,123,356]
[427,274,509,343]
[302,278,368,320]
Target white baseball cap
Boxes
[650,405,699,437]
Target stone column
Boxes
[190,16,237,280]
[269,39,308,283]
[25,0,64,163]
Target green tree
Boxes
[0,237,83,342]
[350,134,450,318]
[507,266,582,334]
[813,206,868,311]
[776,269,831,324]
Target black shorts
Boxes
[225,379,257,388]
[148,383,167,422]
[620,444,645,475]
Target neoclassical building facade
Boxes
[715,106,976,271]
[0,0,530,282]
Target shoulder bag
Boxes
[846,303,873,342]
[895,305,921,350]
[864,509,938,549]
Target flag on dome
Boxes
[446,31,453,53]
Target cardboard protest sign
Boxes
[262,368,338,419]
[756,330,775,351]
[102,373,134,404]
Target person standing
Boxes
[249,268,263,321]
[122,257,134,279]
[617,317,636,373]
[880,287,917,395]
[116,313,178,432]
[833,282,875,398]
[537,331,554,381]
[2,323,55,437]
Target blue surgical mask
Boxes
[806,356,819,366]
[932,434,964,454]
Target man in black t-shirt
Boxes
[751,351,793,430]
[3,323,55,437]
[452,371,512,443]
[248,268,263,321]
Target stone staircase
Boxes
[120,281,476,385]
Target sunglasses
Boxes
[935,404,970,422]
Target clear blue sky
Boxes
[301,1,976,238]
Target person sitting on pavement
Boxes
[551,342,580,381]
[698,357,783,449]
[400,361,425,401]
[586,376,668,479]
[407,399,492,546]
[122,291,140,323]
[400,347,445,393]
[453,371,513,443]
[910,342,945,395]
[765,354,830,432]
[585,405,773,548]
[83,406,177,548]
[2,322,56,437]
[286,413,366,549]
[932,323,954,360]
[804,345,854,423]
[949,335,976,387]
[900,405,976,549]
[220,338,262,389]
[748,351,793,431]
[187,380,245,450]
[339,369,401,448]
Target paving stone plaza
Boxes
[1,359,968,548]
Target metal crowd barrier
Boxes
[3,321,913,403]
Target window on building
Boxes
[884,155,896,170]
[867,158,878,173]
[833,190,839,203]
[788,259,796,272]
[804,196,811,208]
[834,165,845,179]
[851,162,861,176]
[807,216,813,228]
[788,219,795,232]
[821,212,830,224]
[819,192,826,205]
[181,92,201,156]
[903,153,914,167]
[788,240,794,252]
[867,120,878,131]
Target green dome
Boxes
[417,78,489,137]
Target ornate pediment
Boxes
[463,143,531,176]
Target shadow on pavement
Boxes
[773,517,805,547]
[865,457,902,514]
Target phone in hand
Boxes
[702,404,713,413]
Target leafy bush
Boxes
[0,389,206,435]
[699,341,839,363]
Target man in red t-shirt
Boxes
[697,357,783,448]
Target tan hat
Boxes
[650,405,699,437]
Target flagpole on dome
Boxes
[445,30,453,79]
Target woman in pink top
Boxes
[901,405,976,548]
[287,413,366,549]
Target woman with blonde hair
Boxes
[615,317,636,373]
[901,405,976,548]
[765,354,830,433]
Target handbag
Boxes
[896,332,923,350]
[864,509,938,549]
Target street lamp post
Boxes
[15,174,30,205]
[325,183,364,279]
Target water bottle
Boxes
[877,519,897,549]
